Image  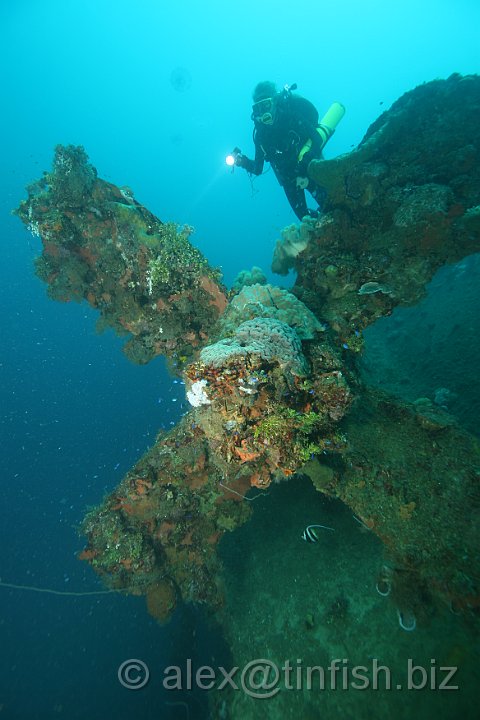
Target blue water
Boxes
[1,1,479,717]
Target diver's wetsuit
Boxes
[240,93,326,220]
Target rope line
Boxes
[0,581,114,597]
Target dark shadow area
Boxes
[360,253,480,436]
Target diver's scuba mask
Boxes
[252,97,275,125]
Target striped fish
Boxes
[302,523,335,542]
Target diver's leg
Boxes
[283,182,308,220]
[308,181,327,212]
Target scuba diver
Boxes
[230,81,345,220]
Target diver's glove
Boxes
[235,153,247,168]
[295,155,312,189]
[296,176,309,189]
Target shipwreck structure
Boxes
[15,74,480,632]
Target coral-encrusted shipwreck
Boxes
[15,73,480,625]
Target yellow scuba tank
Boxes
[298,101,346,162]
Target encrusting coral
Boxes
[15,145,227,367]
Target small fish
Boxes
[357,281,393,296]
[302,523,335,542]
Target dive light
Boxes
[226,147,241,167]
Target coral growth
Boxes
[15,147,227,366]
[16,74,480,630]
[219,283,325,339]
[199,317,309,376]
[231,266,267,293]
[271,216,317,275]
[146,580,177,624]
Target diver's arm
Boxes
[306,120,325,155]
[236,144,265,175]
[292,97,324,173]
